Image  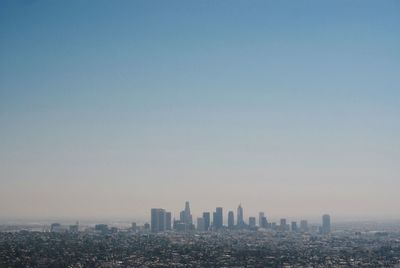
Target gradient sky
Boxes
[0,0,399,223]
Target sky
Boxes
[0,0,399,223]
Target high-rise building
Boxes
[228,211,235,228]
[214,207,223,229]
[260,217,268,228]
[166,212,172,231]
[176,201,194,231]
[179,201,193,225]
[249,217,256,228]
[280,218,287,231]
[203,212,210,231]
[258,212,268,228]
[151,208,160,233]
[291,221,298,232]
[151,208,166,233]
[259,212,264,227]
[180,211,185,222]
[237,204,244,227]
[197,217,205,231]
[322,214,331,234]
[300,220,308,232]
[212,212,216,227]
[184,201,192,224]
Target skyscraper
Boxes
[249,217,256,228]
[291,221,298,232]
[165,212,172,231]
[212,212,216,227]
[197,217,205,231]
[214,207,223,229]
[228,211,234,228]
[151,208,159,233]
[280,218,287,231]
[177,201,193,230]
[185,201,192,222]
[237,204,244,227]
[180,201,193,225]
[300,220,308,232]
[322,214,331,234]
[258,212,264,227]
[260,215,268,228]
[151,208,166,233]
[203,212,210,231]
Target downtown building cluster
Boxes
[151,201,331,234]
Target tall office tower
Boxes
[322,214,331,234]
[180,211,185,222]
[291,221,298,232]
[179,201,193,225]
[151,208,166,233]
[260,216,268,228]
[259,212,264,227]
[165,212,172,231]
[249,217,256,228]
[300,220,308,232]
[184,201,192,224]
[280,218,287,231]
[214,207,223,229]
[177,201,193,230]
[237,204,244,227]
[197,217,205,231]
[203,212,210,231]
[159,210,166,232]
[151,209,159,233]
[228,211,235,228]
[212,212,216,227]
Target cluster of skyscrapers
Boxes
[151,202,331,234]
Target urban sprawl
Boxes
[1,202,400,267]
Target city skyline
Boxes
[1,0,399,221]
[0,1,399,266]
[149,201,327,233]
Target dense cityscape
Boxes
[2,0,399,267]
[149,202,331,234]
[1,202,400,267]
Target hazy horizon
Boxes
[2,208,400,226]
[1,0,399,221]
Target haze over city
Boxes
[1,0,399,223]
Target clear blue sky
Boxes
[0,0,399,222]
